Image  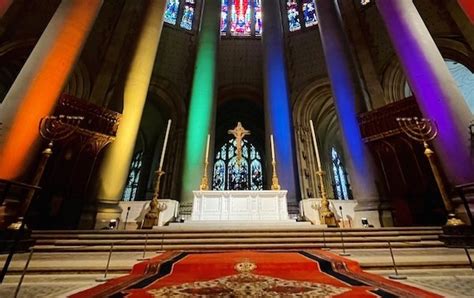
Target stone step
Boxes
[31,226,442,234]
[32,240,445,252]
[38,235,439,246]
[31,229,441,238]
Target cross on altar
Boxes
[228,122,250,164]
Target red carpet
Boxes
[71,250,441,297]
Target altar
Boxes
[191,190,291,221]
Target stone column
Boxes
[93,0,166,228]
[377,0,474,185]
[180,0,221,205]
[0,0,103,180]
[315,0,386,227]
[0,0,13,17]
[261,0,299,205]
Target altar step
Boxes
[30,226,444,252]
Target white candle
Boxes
[309,120,322,171]
[158,119,172,172]
[205,134,210,163]
[270,134,275,162]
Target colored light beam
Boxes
[180,0,221,203]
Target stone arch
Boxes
[381,37,474,104]
[130,77,186,201]
[0,39,36,102]
[293,78,348,200]
[63,60,92,100]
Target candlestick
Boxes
[309,120,322,171]
[158,119,172,172]
[205,134,210,163]
[270,134,275,161]
[309,120,337,227]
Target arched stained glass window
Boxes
[221,0,262,37]
[404,59,474,113]
[302,0,317,27]
[164,0,180,25]
[123,151,143,201]
[212,138,264,190]
[180,0,196,30]
[445,59,474,113]
[286,0,318,32]
[164,0,196,31]
[330,147,352,200]
[287,0,301,32]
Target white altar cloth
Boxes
[191,190,290,221]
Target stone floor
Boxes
[0,248,472,297]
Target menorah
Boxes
[9,115,83,230]
[396,117,464,226]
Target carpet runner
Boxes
[71,250,441,297]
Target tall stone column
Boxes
[377,0,474,185]
[93,0,166,228]
[261,0,299,205]
[0,0,103,180]
[315,0,385,226]
[180,0,221,205]
[0,0,13,17]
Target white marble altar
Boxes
[191,190,291,221]
[119,199,179,229]
[300,198,356,226]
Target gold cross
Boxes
[228,122,251,164]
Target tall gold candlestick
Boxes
[142,121,172,229]
[270,134,280,190]
[309,120,337,227]
[200,134,210,190]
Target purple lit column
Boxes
[377,0,474,184]
[315,0,385,226]
[262,0,299,204]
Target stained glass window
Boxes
[231,0,252,36]
[123,152,143,201]
[445,59,474,113]
[221,0,262,37]
[331,147,351,200]
[212,138,264,190]
[287,0,301,32]
[286,0,319,32]
[302,0,317,27]
[164,0,180,25]
[221,0,230,33]
[180,0,195,30]
[254,0,262,36]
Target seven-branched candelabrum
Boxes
[396,117,464,226]
[9,115,84,230]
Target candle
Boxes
[270,134,275,162]
[158,119,172,172]
[309,120,322,171]
[205,134,210,163]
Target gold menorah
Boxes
[396,117,463,226]
[9,115,84,230]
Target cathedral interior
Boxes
[0,0,474,296]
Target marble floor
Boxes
[0,248,472,297]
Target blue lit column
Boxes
[315,0,385,226]
[262,0,299,204]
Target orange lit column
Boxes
[0,0,103,179]
[0,0,13,18]
[92,1,166,228]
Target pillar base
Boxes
[79,201,122,230]
[353,200,393,228]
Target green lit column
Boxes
[180,0,221,205]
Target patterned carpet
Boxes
[71,250,442,297]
